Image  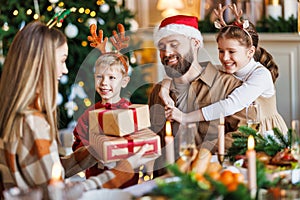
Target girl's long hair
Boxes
[0,21,66,141]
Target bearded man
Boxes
[148,15,246,177]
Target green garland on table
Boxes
[198,15,297,33]
[148,164,251,200]
[227,126,292,161]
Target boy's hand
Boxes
[127,144,159,169]
[87,24,108,53]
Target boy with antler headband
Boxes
[72,24,141,187]
[161,4,287,135]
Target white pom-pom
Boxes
[243,20,250,29]
[214,21,222,29]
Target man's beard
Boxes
[162,52,192,78]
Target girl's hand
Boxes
[165,106,185,124]
[159,86,175,107]
[190,38,201,68]
[87,24,108,53]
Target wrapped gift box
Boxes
[89,104,150,136]
[90,128,161,163]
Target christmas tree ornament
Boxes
[59,75,69,84]
[2,22,9,31]
[126,18,139,31]
[99,3,110,13]
[64,23,79,38]
[86,18,97,27]
[98,17,105,25]
[49,0,59,3]
[57,93,64,105]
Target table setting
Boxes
[81,119,300,200]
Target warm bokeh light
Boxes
[26,9,32,15]
[13,10,18,16]
[47,6,52,12]
[33,14,39,19]
[78,7,84,13]
[84,98,91,107]
[85,8,91,14]
[90,11,96,17]
[78,81,84,87]
[81,41,88,47]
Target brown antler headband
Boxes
[214,3,252,46]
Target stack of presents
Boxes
[89,104,161,163]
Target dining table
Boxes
[78,154,300,200]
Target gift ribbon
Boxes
[129,108,138,132]
[124,135,134,154]
[97,104,138,133]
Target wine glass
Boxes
[246,102,261,133]
[179,123,197,162]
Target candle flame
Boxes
[166,121,172,136]
[220,113,224,125]
[248,135,255,150]
[51,162,62,181]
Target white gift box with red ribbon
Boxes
[90,128,161,163]
[89,104,150,137]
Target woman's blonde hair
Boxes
[0,21,67,141]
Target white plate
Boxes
[79,189,132,200]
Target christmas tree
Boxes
[0,0,151,129]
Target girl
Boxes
[162,4,288,134]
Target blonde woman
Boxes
[0,21,154,198]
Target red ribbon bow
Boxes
[104,101,130,109]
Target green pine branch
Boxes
[228,126,290,160]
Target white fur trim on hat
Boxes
[153,24,203,47]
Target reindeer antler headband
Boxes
[88,23,130,74]
[213,4,253,46]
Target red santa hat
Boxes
[153,15,203,46]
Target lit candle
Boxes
[218,113,225,155]
[48,162,65,200]
[246,135,257,194]
[165,121,175,165]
